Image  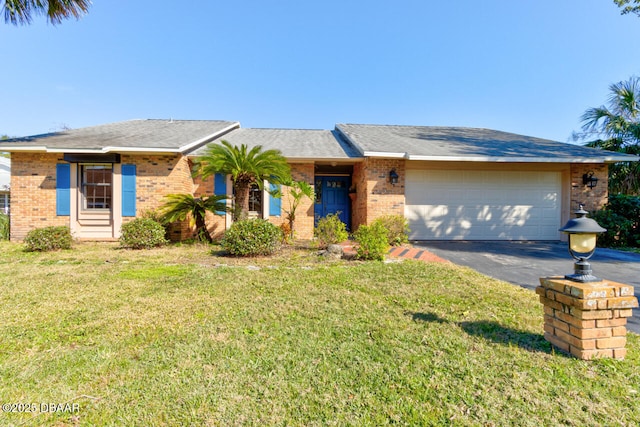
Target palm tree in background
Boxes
[193,140,291,221]
[273,179,315,240]
[614,0,640,17]
[2,0,90,25]
[578,77,640,194]
[159,194,227,243]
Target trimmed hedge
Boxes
[119,218,168,249]
[24,226,72,251]
[221,219,282,256]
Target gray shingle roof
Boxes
[0,119,239,153]
[336,124,640,163]
[187,128,362,160]
[3,119,636,164]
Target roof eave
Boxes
[0,146,49,152]
[362,151,407,158]
[406,155,640,163]
[184,152,364,163]
[59,147,182,154]
[286,157,364,163]
[1,146,182,154]
[603,155,640,164]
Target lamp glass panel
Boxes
[569,233,596,253]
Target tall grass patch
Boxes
[0,212,8,240]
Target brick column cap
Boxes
[539,277,636,300]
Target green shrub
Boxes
[221,219,282,256]
[591,210,637,248]
[354,222,389,261]
[314,214,348,248]
[141,208,171,239]
[591,194,640,248]
[140,208,165,224]
[0,212,8,241]
[373,214,410,246]
[24,226,72,251]
[119,218,168,249]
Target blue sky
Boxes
[1,1,639,142]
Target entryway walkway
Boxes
[340,242,448,263]
[387,245,449,263]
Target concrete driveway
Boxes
[412,241,640,334]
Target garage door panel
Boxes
[405,170,561,240]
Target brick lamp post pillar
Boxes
[536,278,638,360]
[537,205,638,360]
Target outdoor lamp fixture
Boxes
[389,169,399,185]
[558,204,606,283]
[582,171,599,189]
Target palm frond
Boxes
[578,77,640,195]
[3,0,91,25]
[192,140,291,219]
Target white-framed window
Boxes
[231,182,265,219]
[81,164,112,210]
[0,193,9,214]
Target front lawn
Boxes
[0,242,638,426]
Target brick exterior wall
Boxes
[9,153,611,243]
[351,162,366,230]
[351,158,405,230]
[570,163,608,213]
[271,163,315,240]
[193,174,227,241]
[10,153,68,241]
[10,153,197,242]
[121,154,195,241]
[194,162,316,241]
[122,154,193,212]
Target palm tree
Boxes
[193,140,291,221]
[159,194,227,243]
[274,179,315,240]
[579,77,640,194]
[2,0,90,25]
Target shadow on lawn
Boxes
[459,320,552,354]
[407,311,552,354]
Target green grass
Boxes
[0,241,638,426]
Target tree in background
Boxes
[193,141,291,221]
[614,0,640,17]
[2,0,90,25]
[1,136,8,159]
[159,194,227,243]
[576,76,640,194]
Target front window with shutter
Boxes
[81,164,112,210]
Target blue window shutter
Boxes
[269,182,281,216]
[121,164,136,217]
[56,163,71,216]
[214,173,226,215]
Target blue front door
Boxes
[314,176,350,228]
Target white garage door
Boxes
[405,169,561,240]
